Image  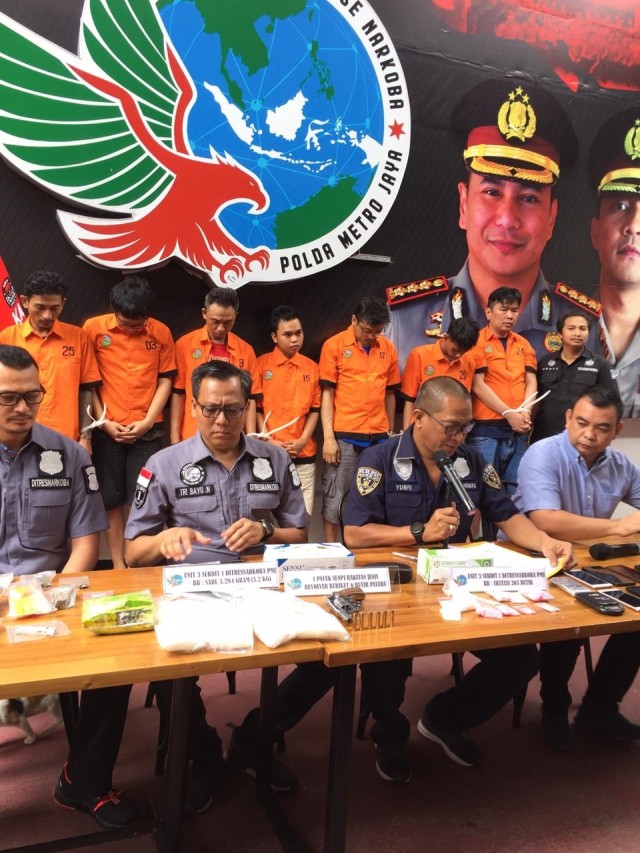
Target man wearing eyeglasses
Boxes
[343,377,572,781]
[0,345,137,829]
[124,360,309,811]
[82,276,176,568]
[319,295,400,541]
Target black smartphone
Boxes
[602,588,640,612]
[582,568,638,587]
[567,569,612,588]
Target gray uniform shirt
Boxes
[0,423,108,574]
[125,432,309,564]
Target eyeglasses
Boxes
[196,403,246,420]
[355,320,382,338]
[417,408,474,437]
[0,387,46,407]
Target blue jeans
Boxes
[466,433,528,496]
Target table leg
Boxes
[157,676,196,853]
[323,664,357,853]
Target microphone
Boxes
[589,542,640,561]
[433,450,476,516]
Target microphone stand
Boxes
[442,482,451,550]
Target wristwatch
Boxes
[409,521,425,546]
[259,519,275,542]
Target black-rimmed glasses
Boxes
[416,408,474,437]
[0,387,45,407]
[195,403,246,420]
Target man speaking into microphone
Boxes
[344,377,571,773]
[514,385,640,750]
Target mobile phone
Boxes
[588,565,640,585]
[566,569,612,589]
[600,588,640,612]
[581,568,636,587]
[574,591,624,616]
[551,575,591,596]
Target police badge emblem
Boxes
[482,464,502,489]
[393,458,412,481]
[252,457,273,481]
[38,450,63,475]
[180,462,205,486]
[453,457,471,480]
[356,466,382,496]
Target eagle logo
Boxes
[0,0,270,287]
[0,0,410,288]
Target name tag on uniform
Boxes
[30,477,71,489]
[248,482,281,493]
[175,485,215,498]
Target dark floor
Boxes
[1,635,640,852]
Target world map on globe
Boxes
[158,0,408,269]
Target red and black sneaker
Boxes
[54,764,138,830]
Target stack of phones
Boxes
[551,566,640,612]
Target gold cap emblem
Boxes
[497,87,537,143]
[624,119,640,161]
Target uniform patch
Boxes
[453,457,471,480]
[252,457,273,481]
[264,370,273,381]
[82,465,99,494]
[134,467,153,509]
[99,334,112,347]
[425,365,435,376]
[482,464,502,490]
[539,290,552,324]
[393,458,413,481]
[180,462,205,486]
[450,287,465,320]
[191,348,203,360]
[38,449,63,476]
[248,482,280,493]
[543,331,562,352]
[30,477,71,489]
[288,462,301,489]
[344,348,353,358]
[175,484,214,498]
[356,466,382,496]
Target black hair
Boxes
[487,287,522,309]
[23,270,67,300]
[446,318,480,350]
[109,276,154,319]
[556,311,593,333]
[204,287,240,313]
[573,386,623,422]
[191,360,252,402]
[0,345,38,371]
[353,295,390,326]
[269,305,302,335]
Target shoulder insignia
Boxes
[554,283,601,317]
[386,277,449,308]
[482,464,502,490]
[356,466,383,496]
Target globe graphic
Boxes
[159,0,384,252]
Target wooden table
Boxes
[0,568,324,853]
[318,543,640,853]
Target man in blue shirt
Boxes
[344,377,572,777]
[515,385,640,750]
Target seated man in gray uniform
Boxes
[0,345,136,830]
[125,360,309,811]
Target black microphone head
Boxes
[433,450,451,471]
[589,543,610,560]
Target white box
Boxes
[417,547,494,584]
[263,542,355,582]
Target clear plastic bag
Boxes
[248,589,351,648]
[154,593,254,654]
